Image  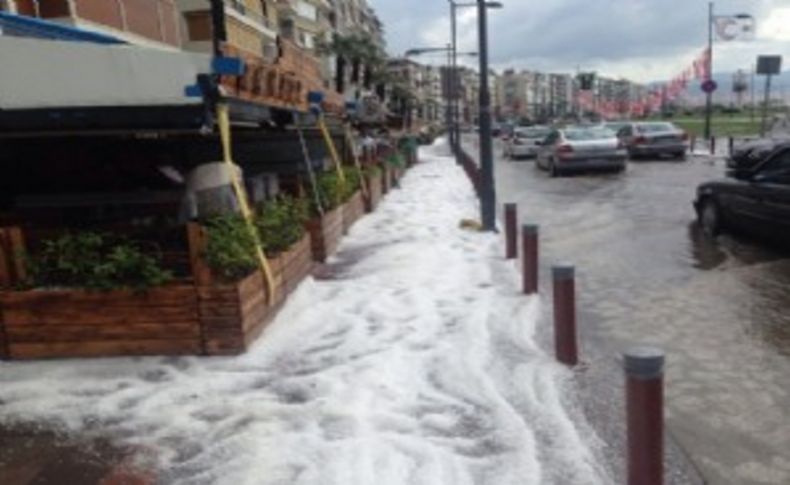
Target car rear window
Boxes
[637,123,675,133]
[564,128,614,141]
[516,127,551,138]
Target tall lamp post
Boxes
[449,1,503,165]
[475,0,502,232]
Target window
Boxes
[757,149,790,184]
[295,1,317,21]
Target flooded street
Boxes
[492,143,790,484]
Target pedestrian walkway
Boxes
[0,141,612,485]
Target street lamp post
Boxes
[449,1,504,166]
[476,0,496,231]
[704,1,714,140]
[450,2,459,162]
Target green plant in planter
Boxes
[363,164,382,178]
[256,195,309,256]
[311,171,343,216]
[204,214,259,280]
[340,166,362,202]
[26,232,172,291]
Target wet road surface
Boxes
[487,140,790,484]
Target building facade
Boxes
[178,0,279,59]
[1,0,182,49]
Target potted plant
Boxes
[0,230,202,360]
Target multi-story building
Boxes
[418,64,443,124]
[548,73,574,118]
[178,0,279,59]
[1,0,182,49]
[276,0,331,51]
[497,69,529,120]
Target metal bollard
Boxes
[690,135,696,154]
[728,136,734,156]
[552,264,578,366]
[522,224,539,294]
[624,347,665,485]
[504,203,517,259]
[710,137,716,155]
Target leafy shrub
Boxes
[204,214,259,280]
[26,232,172,291]
[312,171,343,215]
[256,195,309,255]
[363,164,382,178]
[340,166,362,202]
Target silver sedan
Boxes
[535,126,628,177]
[503,126,552,160]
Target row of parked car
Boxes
[497,120,789,245]
[502,121,688,177]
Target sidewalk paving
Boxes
[0,142,612,485]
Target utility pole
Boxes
[704,1,714,139]
[476,0,496,231]
[445,45,453,152]
[760,72,772,136]
[750,63,756,125]
[450,2,460,163]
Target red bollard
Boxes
[710,137,716,155]
[625,347,665,485]
[552,264,578,366]
[522,224,539,294]
[504,203,517,259]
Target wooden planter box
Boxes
[341,190,365,233]
[365,171,383,212]
[193,231,313,356]
[382,165,392,194]
[0,285,202,360]
[0,225,314,360]
[305,206,343,263]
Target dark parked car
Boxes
[728,136,790,171]
[617,122,688,159]
[694,144,790,243]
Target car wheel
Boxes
[698,198,721,237]
[675,151,687,161]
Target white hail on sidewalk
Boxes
[0,140,613,485]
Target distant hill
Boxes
[652,70,790,106]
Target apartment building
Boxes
[276,0,331,51]
[1,0,182,49]
[178,0,279,59]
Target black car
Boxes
[694,144,790,243]
[728,136,790,171]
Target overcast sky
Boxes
[369,0,790,82]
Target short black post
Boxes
[504,203,517,259]
[552,264,577,366]
[690,135,696,154]
[521,224,538,294]
[728,136,734,156]
[625,347,665,485]
[710,136,716,155]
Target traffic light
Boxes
[578,73,596,91]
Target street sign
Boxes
[701,79,718,94]
[757,56,782,75]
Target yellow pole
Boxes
[318,115,346,183]
[216,103,276,303]
[344,123,368,198]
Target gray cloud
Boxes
[371,0,783,81]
